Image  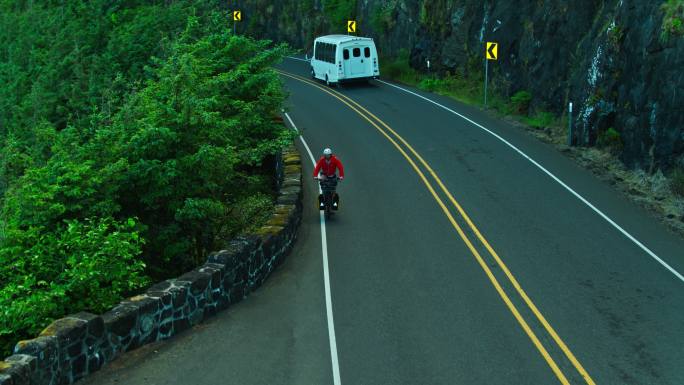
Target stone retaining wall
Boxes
[0,144,302,385]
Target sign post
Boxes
[568,102,573,146]
[484,42,497,108]
[484,58,489,107]
[232,10,241,35]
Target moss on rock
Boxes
[0,361,11,371]
[255,225,284,237]
[266,214,290,227]
[284,164,301,174]
[39,318,85,339]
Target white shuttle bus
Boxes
[310,35,380,86]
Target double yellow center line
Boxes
[276,69,596,385]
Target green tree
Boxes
[0,2,292,357]
[91,16,292,275]
[323,0,357,32]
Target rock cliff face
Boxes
[241,0,684,171]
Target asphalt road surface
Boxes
[82,57,684,385]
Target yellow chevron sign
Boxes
[486,42,498,60]
[347,20,356,33]
[233,10,242,21]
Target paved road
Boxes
[82,57,684,385]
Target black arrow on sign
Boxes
[487,43,497,59]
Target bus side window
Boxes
[364,47,370,58]
[325,43,331,63]
[353,47,360,57]
[328,44,333,63]
[343,49,349,60]
[315,42,321,60]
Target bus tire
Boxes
[325,75,330,87]
[311,67,315,79]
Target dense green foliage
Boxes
[322,0,357,33]
[661,0,684,37]
[381,53,566,135]
[510,91,533,115]
[369,1,397,35]
[523,111,556,129]
[0,1,195,188]
[597,127,623,153]
[672,168,684,196]
[0,218,147,351]
[0,1,291,357]
[380,50,421,85]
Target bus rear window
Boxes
[343,49,349,60]
[364,47,370,57]
[353,48,360,57]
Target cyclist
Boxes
[313,148,345,181]
[313,148,344,210]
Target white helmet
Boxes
[323,148,332,156]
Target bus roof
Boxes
[315,35,374,44]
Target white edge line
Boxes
[286,56,310,62]
[284,112,342,385]
[376,79,684,283]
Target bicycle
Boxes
[317,175,339,219]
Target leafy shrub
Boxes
[235,194,276,234]
[418,76,462,93]
[380,49,420,84]
[671,167,684,196]
[0,217,147,356]
[510,90,533,114]
[418,77,441,91]
[381,57,405,79]
[525,111,556,129]
[414,70,488,106]
[597,127,623,153]
[661,0,684,36]
[379,50,487,106]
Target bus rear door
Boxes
[349,46,367,76]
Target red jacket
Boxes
[313,155,344,178]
